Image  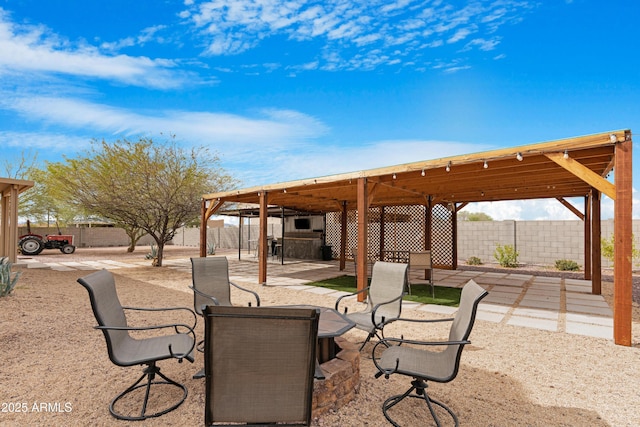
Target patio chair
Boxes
[77,269,196,421]
[204,305,319,426]
[408,250,435,297]
[335,261,408,351]
[190,256,261,312]
[190,256,260,378]
[372,279,488,427]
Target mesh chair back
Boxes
[409,251,432,269]
[445,279,487,362]
[367,261,408,320]
[204,306,319,426]
[191,257,232,314]
[77,270,130,366]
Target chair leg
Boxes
[109,362,188,421]
[382,379,458,427]
[193,338,205,379]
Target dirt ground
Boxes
[1,246,639,426]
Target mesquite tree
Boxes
[46,138,236,265]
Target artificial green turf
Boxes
[306,275,461,307]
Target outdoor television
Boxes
[294,218,311,229]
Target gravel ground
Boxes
[2,246,638,426]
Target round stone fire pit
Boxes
[312,336,360,417]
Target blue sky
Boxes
[1,0,638,221]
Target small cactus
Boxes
[0,257,21,297]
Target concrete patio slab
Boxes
[508,315,558,331]
[565,322,612,339]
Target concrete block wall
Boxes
[19,220,640,268]
[458,219,640,268]
[17,226,155,248]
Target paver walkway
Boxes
[16,254,614,340]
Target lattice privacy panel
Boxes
[431,203,454,267]
[326,204,454,269]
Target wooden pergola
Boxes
[201,130,633,346]
[0,178,34,263]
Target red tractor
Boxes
[18,221,76,255]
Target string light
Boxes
[516,152,523,161]
[421,169,425,176]
[392,173,396,179]
[483,161,488,169]
[563,150,569,159]
[445,162,451,172]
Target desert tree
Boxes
[46,137,236,264]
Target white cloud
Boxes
[0,130,91,152]
[0,9,192,89]
[183,0,537,71]
[1,94,329,152]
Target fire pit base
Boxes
[312,336,360,417]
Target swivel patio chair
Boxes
[190,257,260,312]
[408,250,435,297]
[189,256,260,377]
[335,261,408,351]
[372,279,488,426]
[77,269,196,421]
[204,305,319,426]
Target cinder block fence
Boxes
[20,219,640,269]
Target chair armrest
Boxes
[369,294,405,328]
[122,305,197,330]
[229,280,261,306]
[378,316,455,328]
[188,285,221,306]
[378,337,471,348]
[334,286,370,312]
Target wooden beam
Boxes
[613,138,632,346]
[545,152,616,200]
[357,178,369,302]
[556,197,584,220]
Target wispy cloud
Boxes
[0,94,329,150]
[0,8,192,89]
[183,0,536,72]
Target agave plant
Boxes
[0,257,20,297]
[145,243,158,260]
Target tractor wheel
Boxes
[18,236,45,255]
[61,244,76,254]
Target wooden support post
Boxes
[258,192,268,285]
[200,199,207,258]
[339,202,347,272]
[584,194,592,281]
[591,190,602,294]
[451,202,458,270]
[613,137,632,346]
[356,178,368,302]
[379,207,385,261]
